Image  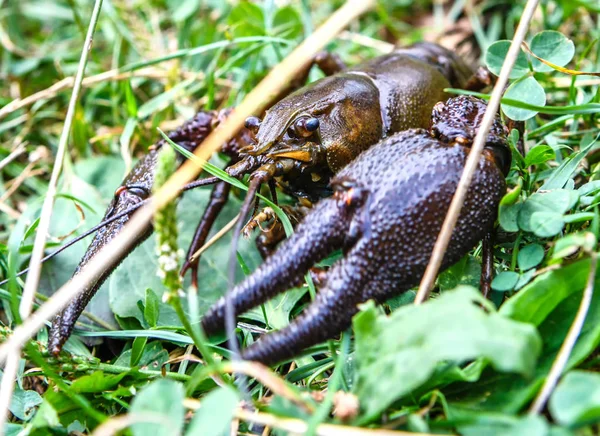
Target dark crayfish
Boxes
[202,95,510,365]
[40,42,481,353]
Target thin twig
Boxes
[92,412,171,436]
[0,142,26,172]
[0,0,375,363]
[413,0,541,304]
[338,31,394,53]
[0,162,45,202]
[0,1,104,434]
[227,361,314,414]
[0,200,20,220]
[529,253,597,414]
[188,214,239,263]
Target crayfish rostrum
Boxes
[38,42,485,354]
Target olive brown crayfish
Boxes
[9,42,494,355]
[201,95,510,365]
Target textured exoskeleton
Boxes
[182,42,476,283]
[200,96,510,365]
[46,43,478,354]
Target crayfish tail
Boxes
[201,198,351,337]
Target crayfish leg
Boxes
[480,231,494,299]
[180,180,232,289]
[251,204,311,259]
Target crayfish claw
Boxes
[201,198,355,337]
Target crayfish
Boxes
[21,42,486,354]
[202,95,510,365]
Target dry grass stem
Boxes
[0,68,234,120]
[189,214,240,262]
[414,0,541,304]
[0,1,105,433]
[0,142,26,172]
[234,409,437,436]
[338,31,394,53]
[227,360,314,413]
[0,200,20,220]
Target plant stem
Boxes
[529,252,597,414]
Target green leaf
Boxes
[549,370,600,426]
[501,258,594,325]
[552,233,596,261]
[448,270,600,414]
[530,211,565,237]
[172,0,201,22]
[29,400,60,430]
[228,2,265,38]
[131,336,148,367]
[484,40,530,79]
[273,6,303,40]
[131,379,185,436]
[525,145,555,167]
[518,244,545,271]
[186,386,239,436]
[578,180,600,198]
[124,81,138,117]
[530,30,575,73]
[499,203,522,232]
[114,341,170,369]
[502,77,546,121]
[353,287,542,421]
[515,269,536,291]
[438,255,482,292]
[541,134,596,190]
[244,286,307,329]
[4,424,24,436]
[78,329,194,345]
[491,271,520,292]
[9,388,42,421]
[500,179,522,206]
[144,288,160,328]
[71,371,129,394]
[457,414,552,436]
[518,189,578,233]
[563,212,595,224]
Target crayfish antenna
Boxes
[201,197,353,337]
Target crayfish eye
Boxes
[294,117,319,137]
[127,186,150,199]
[244,116,261,133]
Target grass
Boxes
[1,0,600,435]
